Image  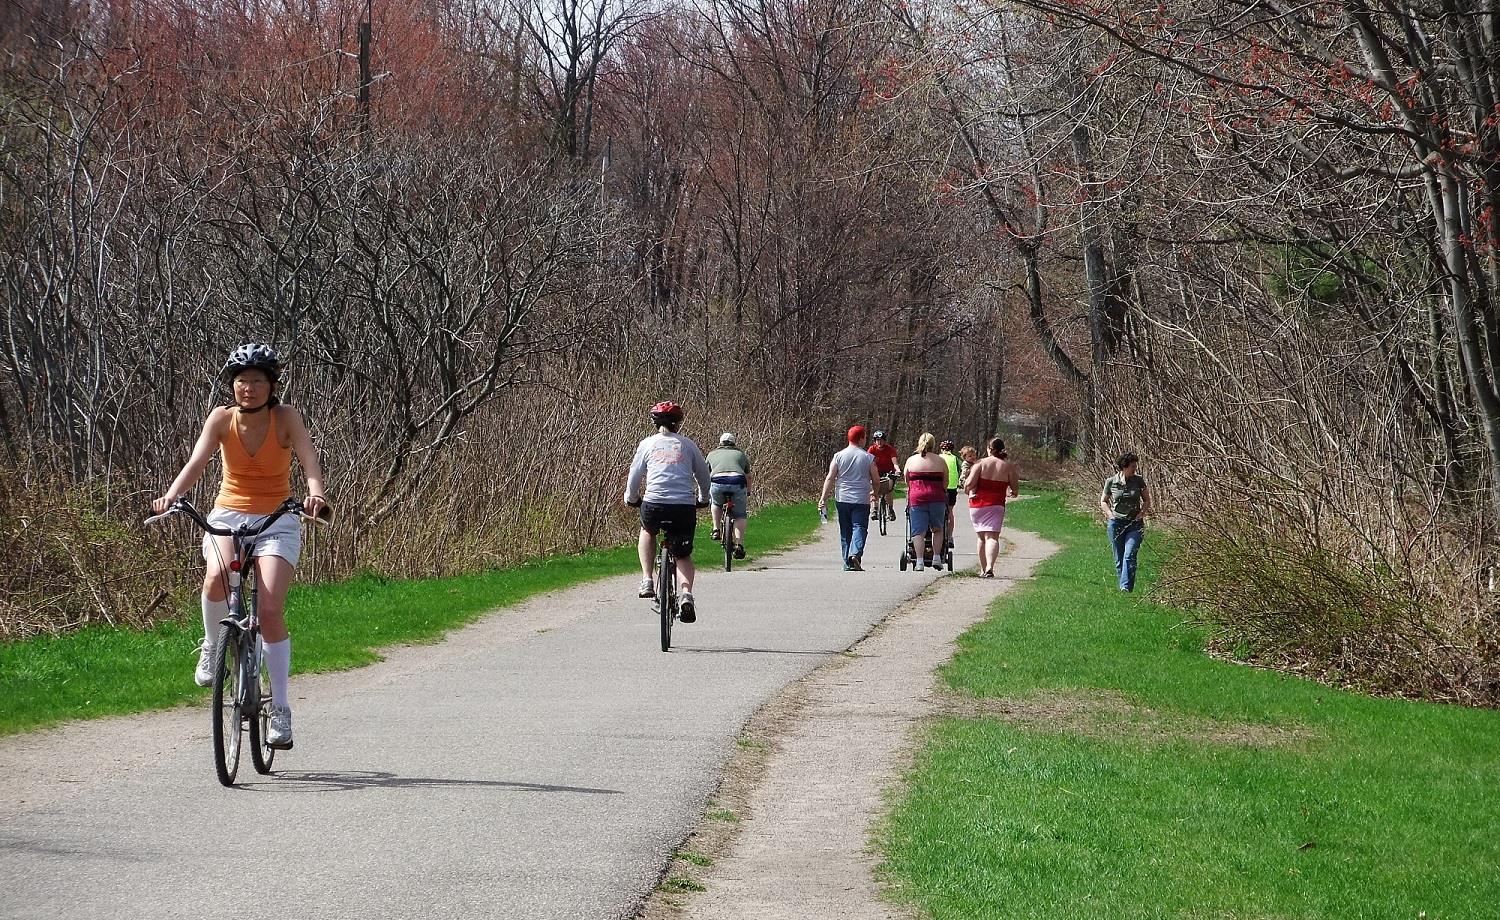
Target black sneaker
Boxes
[734,544,746,560]
[847,555,863,571]
[679,593,697,623]
[711,528,722,542]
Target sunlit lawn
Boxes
[882,490,1500,919]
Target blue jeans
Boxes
[710,483,749,519]
[836,502,870,564]
[1108,518,1144,591]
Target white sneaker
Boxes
[194,643,216,687]
[638,577,655,599]
[267,706,294,749]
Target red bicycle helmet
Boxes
[650,401,685,425]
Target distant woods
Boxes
[907,1,1500,703]
[0,0,1026,636]
[2,1,1497,702]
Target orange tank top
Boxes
[216,408,293,513]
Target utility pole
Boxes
[358,0,373,144]
[600,136,611,205]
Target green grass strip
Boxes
[0,501,818,737]
[882,489,1500,919]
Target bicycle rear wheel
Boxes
[248,633,276,775]
[657,544,674,652]
[211,626,244,786]
[722,503,734,572]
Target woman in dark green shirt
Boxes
[1099,452,1151,591]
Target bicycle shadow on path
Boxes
[240,770,623,795]
[672,646,843,656]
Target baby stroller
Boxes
[943,500,957,566]
[899,500,954,572]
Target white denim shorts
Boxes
[201,508,302,568]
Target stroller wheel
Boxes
[899,553,908,571]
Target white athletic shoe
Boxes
[267,706,294,749]
[194,643,216,688]
[638,577,655,599]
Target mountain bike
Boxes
[146,496,323,786]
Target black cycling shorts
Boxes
[946,488,959,508]
[640,501,697,558]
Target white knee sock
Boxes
[201,596,229,647]
[264,638,291,708]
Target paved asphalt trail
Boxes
[1,509,979,920]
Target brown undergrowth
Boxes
[1158,493,1500,708]
[0,467,179,639]
[0,383,822,640]
[936,688,1316,749]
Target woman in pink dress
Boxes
[964,437,1020,578]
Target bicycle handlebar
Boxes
[145,497,330,534]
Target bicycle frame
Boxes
[655,534,678,610]
[221,537,263,719]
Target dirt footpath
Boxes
[643,528,1059,920]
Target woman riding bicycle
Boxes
[624,401,712,623]
[152,343,327,749]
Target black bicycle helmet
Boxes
[872,430,887,440]
[221,343,281,383]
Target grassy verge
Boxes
[0,501,818,737]
[882,489,1500,919]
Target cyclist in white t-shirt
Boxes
[624,401,712,622]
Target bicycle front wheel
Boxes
[211,627,244,786]
[248,633,276,775]
[878,496,889,536]
[658,546,674,652]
